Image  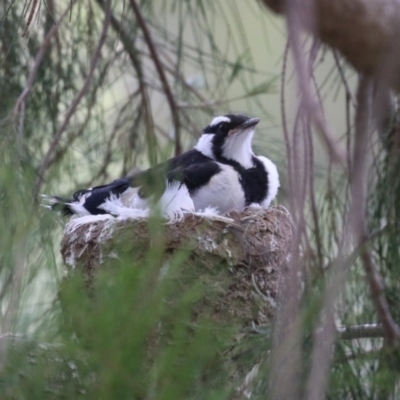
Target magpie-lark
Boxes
[43,114,280,221]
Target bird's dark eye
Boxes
[218,123,226,132]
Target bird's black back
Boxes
[130,149,221,198]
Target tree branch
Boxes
[22,0,39,37]
[12,0,76,119]
[337,324,384,340]
[285,0,345,164]
[33,0,112,199]
[360,249,400,346]
[95,0,158,164]
[128,0,181,155]
[351,76,400,347]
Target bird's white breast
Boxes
[191,164,245,213]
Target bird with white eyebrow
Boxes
[43,114,280,221]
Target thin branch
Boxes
[286,0,345,164]
[268,42,306,398]
[46,105,93,172]
[156,47,215,114]
[176,91,270,109]
[352,75,400,347]
[304,253,351,400]
[281,39,292,202]
[33,0,112,199]
[333,50,354,175]
[12,0,76,118]
[128,0,181,155]
[360,249,400,346]
[22,0,39,37]
[338,324,384,340]
[95,0,156,164]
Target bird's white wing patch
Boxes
[210,115,231,126]
[257,156,280,208]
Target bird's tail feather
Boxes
[41,194,75,216]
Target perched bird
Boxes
[43,114,280,221]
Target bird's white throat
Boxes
[221,130,254,169]
[195,129,255,169]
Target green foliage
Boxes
[59,257,232,399]
[1,242,239,399]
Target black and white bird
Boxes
[43,114,279,222]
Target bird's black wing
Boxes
[80,178,131,214]
[175,161,222,195]
[129,149,216,198]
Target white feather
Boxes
[99,195,150,219]
[159,181,195,224]
[194,206,234,223]
[68,202,92,216]
[41,194,59,206]
[194,134,215,159]
[164,209,186,224]
[65,214,114,234]
[42,193,93,216]
[197,206,220,216]
[192,164,245,213]
[222,129,254,169]
[95,181,195,224]
[119,187,149,210]
[160,181,195,214]
[257,155,280,208]
[247,203,262,209]
[68,191,93,216]
[209,115,231,126]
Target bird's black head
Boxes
[195,114,260,168]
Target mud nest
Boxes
[61,206,293,326]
